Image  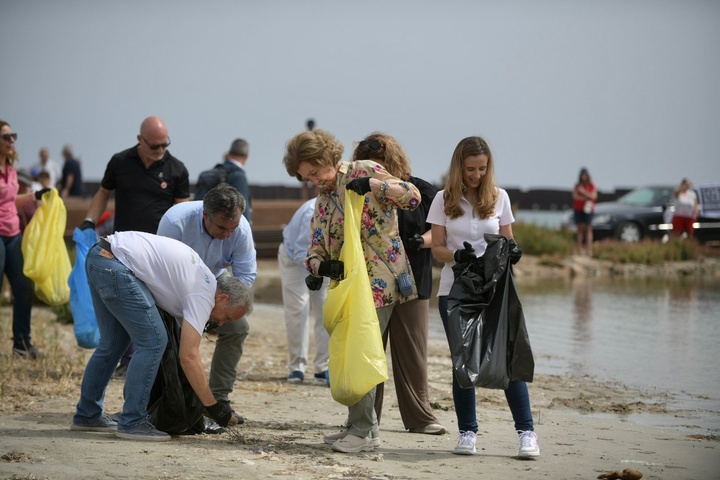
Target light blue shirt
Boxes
[157,201,257,286]
[282,198,316,265]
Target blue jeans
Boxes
[73,244,167,428]
[438,295,534,433]
[0,234,34,349]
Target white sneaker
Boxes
[452,430,477,455]
[323,427,381,447]
[331,434,374,453]
[517,430,540,458]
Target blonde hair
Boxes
[443,136,498,220]
[283,129,344,181]
[351,132,411,180]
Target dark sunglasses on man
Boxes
[140,136,171,150]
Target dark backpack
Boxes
[194,163,229,200]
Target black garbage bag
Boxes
[447,234,534,390]
[146,308,206,435]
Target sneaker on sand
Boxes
[517,430,540,458]
[331,434,374,453]
[13,345,41,359]
[116,421,170,442]
[71,414,117,432]
[313,370,330,386]
[287,370,304,383]
[323,427,381,447]
[453,430,477,455]
[408,423,447,435]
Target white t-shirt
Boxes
[673,190,697,219]
[107,231,217,335]
[426,188,514,296]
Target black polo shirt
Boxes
[100,145,190,233]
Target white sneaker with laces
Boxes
[452,430,477,455]
[331,434,374,453]
[517,430,540,458]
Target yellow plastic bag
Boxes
[323,191,388,406]
[22,189,72,306]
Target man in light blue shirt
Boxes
[278,198,330,384]
[157,183,256,422]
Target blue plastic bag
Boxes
[69,227,100,348]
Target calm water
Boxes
[428,276,720,434]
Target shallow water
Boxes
[428,275,720,434]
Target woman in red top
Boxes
[572,168,597,256]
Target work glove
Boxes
[205,400,234,427]
[34,188,52,200]
[305,275,324,291]
[79,219,96,231]
[345,177,371,195]
[318,260,344,280]
[406,233,424,252]
[453,241,476,264]
[508,239,523,265]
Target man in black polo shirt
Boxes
[80,115,190,377]
[81,116,190,233]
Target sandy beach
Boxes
[1,258,719,480]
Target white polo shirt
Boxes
[107,231,217,335]
[427,188,514,296]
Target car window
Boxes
[619,187,673,207]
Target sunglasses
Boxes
[1,133,18,142]
[358,139,383,151]
[141,136,171,150]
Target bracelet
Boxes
[84,217,96,224]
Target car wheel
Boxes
[616,221,642,243]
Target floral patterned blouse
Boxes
[306,160,421,308]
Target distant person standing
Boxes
[79,115,190,377]
[59,144,84,198]
[30,147,62,188]
[194,139,252,224]
[572,167,597,256]
[671,178,699,240]
[279,197,330,384]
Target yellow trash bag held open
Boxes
[323,191,388,406]
[22,189,72,306]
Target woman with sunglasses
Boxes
[426,136,540,458]
[282,129,421,453]
[352,132,447,436]
[0,120,51,359]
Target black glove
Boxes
[34,188,52,200]
[508,239,523,265]
[406,233,424,252]
[345,177,371,195]
[79,219,96,231]
[318,260,344,280]
[453,241,476,264]
[305,275,324,291]
[205,400,234,427]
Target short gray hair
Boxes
[228,138,249,157]
[216,275,254,315]
[203,183,246,221]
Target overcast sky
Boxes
[2,0,718,192]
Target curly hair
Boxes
[283,129,344,181]
[351,132,411,180]
[443,136,498,220]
